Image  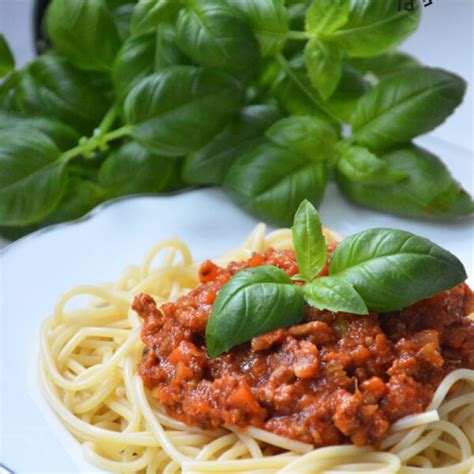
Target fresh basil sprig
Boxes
[1,0,473,237]
[205,201,467,357]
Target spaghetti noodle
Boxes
[39,225,474,473]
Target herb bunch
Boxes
[0,0,472,237]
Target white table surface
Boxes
[0,0,473,251]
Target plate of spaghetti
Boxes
[1,186,473,474]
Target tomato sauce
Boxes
[133,248,474,447]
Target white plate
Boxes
[1,136,473,473]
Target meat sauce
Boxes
[133,248,474,447]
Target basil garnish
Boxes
[303,277,368,315]
[205,266,305,358]
[292,199,327,282]
[329,227,467,312]
[205,202,467,357]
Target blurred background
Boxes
[1,0,472,151]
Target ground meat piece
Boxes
[251,329,285,351]
[381,375,433,421]
[134,248,474,448]
[333,389,390,446]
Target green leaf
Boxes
[46,0,122,71]
[336,144,407,185]
[271,63,341,130]
[332,0,421,57]
[0,34,15,78]
[284,3,307,57]
[113,32,156,97]
[124,66,243,157]
[0,72,20,112]
[324,65,370,123]
[46,177,105,223]
[329,228,467,313]
[0,176,105,238]
[113,25,189,97]
[176,0,260,72]
[304,39,343,100]
[155,23,189,69]
[336,144,474,219]
[0,112,80,151]
[226,0,289,57]
[292,200,326,282]
[111,3,134,40]
[11,54,112,134]
[304,277,368,314]
[305,0,350,35]
[99,141,176,197]
[352,67,466,151]
[0,130,66,226]
[265,115,337,161]
[349,51,420,80]
[131,0,180,35]
[223,143,328,226]
[183,104,281,186]
[205,265,304,357]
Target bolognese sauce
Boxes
[133,248,474,447]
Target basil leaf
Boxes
[283,3,306,58]
[176,0,260,72]
[155,23,189,69]
[337,144,407,185]
[329,228,467,313]
[292,200,326,282]
[0,177,105,239]
[0,112,80,151]
[113,25,189,97]
[352,67,466,151]
[0,34,15,78]
[46,177,105,223]
[349,51,420,80]
[113,32,156,97]
[183,104,281,186]
[12,54,112,134]
[305,39,343,100]
[265,115,337,161]
[337,144,474,219]
[0,73,20,112]
[272,64,341,130]
[99,141,176,197]
[46,0,122,71]
[332,0,421,57]
[131,0,180,35]
[205,266,304,357]
[111,3,134,40]
[224,143,328,226]
[0,130,66,225]
[304,277,368,314]
[324,65,370,123]
[124,66,243,157]
[305,0,349,35]
[226,0,289,58]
